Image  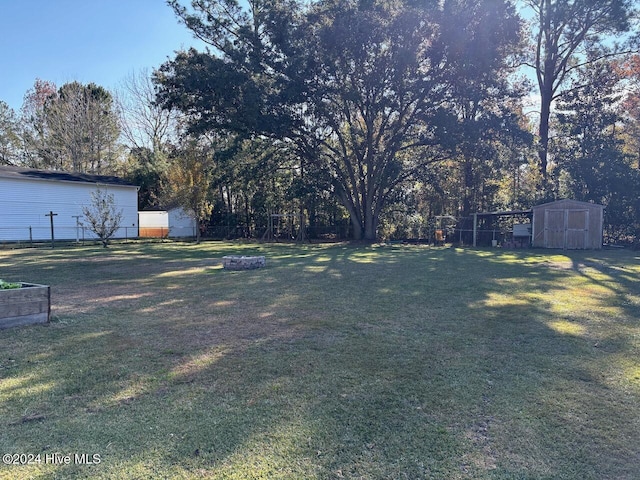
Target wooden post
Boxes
[45,211,58,248]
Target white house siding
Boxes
[0,169,138,242]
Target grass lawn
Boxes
[0,241,639,479]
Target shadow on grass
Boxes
[0,243,638,479]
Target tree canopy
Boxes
[21,80,121,173]
[155,0,524,240]
[524,0,637,181]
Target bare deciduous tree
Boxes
[116,69,180,154]
[82,188,124,248]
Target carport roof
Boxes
[473,209,532,217]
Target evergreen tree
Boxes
[0,101,20,165]
[523,0,635,182]
[555,59,640,242]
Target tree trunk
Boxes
[350,216,363,241]
[538,88,552,180]
[363,219,377,241]
[462,155,474,216]
[195,216,201,244]
[363,203,377,241]
[244,194,251,237]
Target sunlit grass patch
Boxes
[0,373,56,399]
[478,291,540,308]
[168,348,228,382]
[303,265,327,273]
[156,266,209,278]
[624,363,640,390]
[548,319,587,337]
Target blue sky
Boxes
[0,0,205,112]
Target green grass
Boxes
[0,242,639,479]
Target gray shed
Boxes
[531,199,604,249]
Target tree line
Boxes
[1,0,640,244]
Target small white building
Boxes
[0,165,139,242]
[139,207,196,239]
[168,207,197,238]
[138,210,169,238]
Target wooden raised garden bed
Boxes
[0,283,51,329]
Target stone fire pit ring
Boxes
[222,255,266,270]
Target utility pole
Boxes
[45,211,58,248]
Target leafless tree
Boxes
[82,188,124,248]
[116,68,180,154]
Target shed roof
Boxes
[0,165,136,187]
[532,199,604,210]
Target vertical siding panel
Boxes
[0,177,138,242]
[532,199,603,250]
